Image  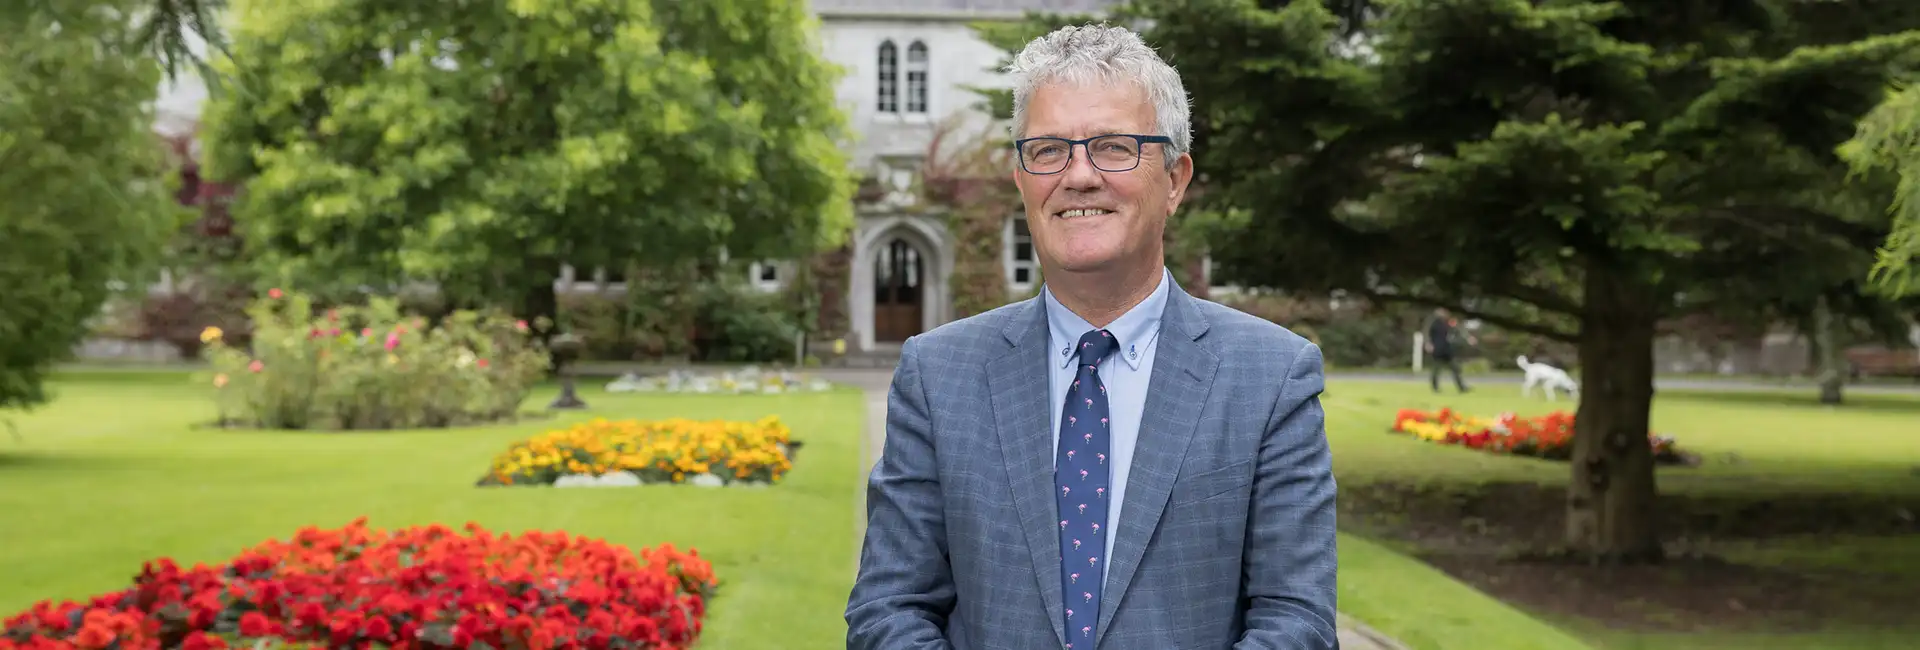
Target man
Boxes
[1423,307,1475,393]
[846,25,1338,650]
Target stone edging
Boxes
[1338,613,1410,650]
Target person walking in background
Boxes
[1424,307,1475,393]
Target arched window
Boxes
[877,40,899,113]
[905,41,929,114]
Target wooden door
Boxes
[873,239,924,342]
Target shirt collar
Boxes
[1042,267,1171,371]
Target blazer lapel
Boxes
[985,297,1069,648]
[1095,282,1219,647]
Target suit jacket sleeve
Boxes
[845,336,956,649]
[1236,341,1340,649]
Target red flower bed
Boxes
[1391,408,1694,465]
[1,518,718,650]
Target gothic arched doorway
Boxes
[873,238,924,342]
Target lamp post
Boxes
[548,331,588,410]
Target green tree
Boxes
[1,0,189,410]
[1846,83,1920,296]
[1126,0,1920,560]
[1834,0,1920,305]
[9,0,230,86]
[199,0,856,332]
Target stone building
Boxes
[790,0,1127,353]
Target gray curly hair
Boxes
[1005,24,1192,168]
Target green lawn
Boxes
[1324,379,1920,650]
[0,371,866,650]
[7,369,1914,650]
[1324,379,1920,494]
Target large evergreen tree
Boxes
[1,0,189,410]
[1847,83,1920,297]
[1121,0,1920,559]
[198,0,857,327]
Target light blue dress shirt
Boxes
[1042,267,1171,580]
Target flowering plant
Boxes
[0,518,716,650]
[1391,408,1691,465]
[200,289,550,429]
[480,416,798,486]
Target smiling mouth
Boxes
[1055,208,1114,219]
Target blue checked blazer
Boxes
[846,279,1339,649]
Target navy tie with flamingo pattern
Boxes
[1056,328,1117,649]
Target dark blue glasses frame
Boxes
[1012,134,1174,174]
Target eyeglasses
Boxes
[1012,134,1173,175]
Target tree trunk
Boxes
[1566,269,1663,562]
[1813,293,1845,405]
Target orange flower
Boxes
[71,622,115,649]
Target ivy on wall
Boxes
[948,199,1014,318]
[921,120,1019,318]
[806,242,853,341]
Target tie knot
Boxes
[1075,329,1119,365]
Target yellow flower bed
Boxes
[480,416,797,487]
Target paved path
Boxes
[822,368,1406,650]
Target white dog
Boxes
[1517,355,1580,401]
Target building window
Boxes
[905,41,929,114]
[750,261,783,292]
[877,40,899,114]
[1008,217,1036,288]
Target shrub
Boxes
[556,278,800,364]
[0,518,716,650]
[560,292,652,361]
[688,282,802,364]
[480,416,798,487]
[135,286,255,360]
[1390,408,1695,466]
[200,289,549,430]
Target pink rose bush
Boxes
[200,289,549,430]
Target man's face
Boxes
[1012,80,1193,276]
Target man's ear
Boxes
[1165,152,1195,213]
